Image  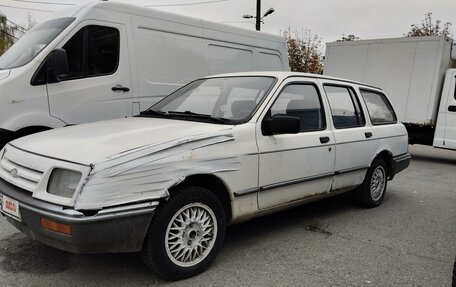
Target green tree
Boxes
[283,27,323,74]
[337,34,360,42]
[0,13,17,55]
[406,12,452,37]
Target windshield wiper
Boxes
[167,110,232,124]
[137,109,170,118]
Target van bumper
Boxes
[0,178,156,254]
[390,153,411,179]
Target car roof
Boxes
[202,71,383,91]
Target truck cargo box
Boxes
[324,36,456,126]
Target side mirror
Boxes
[262,115,300,136]
[47,48,69,83]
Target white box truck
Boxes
[0,1,289,147]
[324,36,456,150]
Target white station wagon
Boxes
[0,72,410,280]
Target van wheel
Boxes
[355,158,387,208]
[141,185,226,281]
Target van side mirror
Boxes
[47,48,69,83]
[262,115,300,136]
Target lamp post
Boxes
[242,0,274,31]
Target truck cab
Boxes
[434,69,456,149]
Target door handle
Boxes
[365,132,373,138]
[112,84,130,92]
[448,105,456,112]
[320,136,330,144]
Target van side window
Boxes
[270,84,326,132]
[324,85,365,129]
[360,89,397,125]
[60,25,119,81]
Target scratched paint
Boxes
[74,128,240,210]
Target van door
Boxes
[256,79,335,209]
[442,72,456,149]
[47,21,132,125]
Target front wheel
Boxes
[141,185,226,280]
[355,158,388,208]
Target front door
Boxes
[256,80,335,209]
[47,21,132,125]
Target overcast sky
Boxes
[1,0,455,43]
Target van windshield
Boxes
[0,17,75,70]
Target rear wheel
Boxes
[141,185,226,280]
[355,158,387,208]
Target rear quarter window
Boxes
[360,89,397,125]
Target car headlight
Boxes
[47,169,82,198]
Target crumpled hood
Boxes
[10,117,233,165]
[0,70,10,81]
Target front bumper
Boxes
[390,153,411,179]
[0,178,157,254]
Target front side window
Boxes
[146,76,276,124]
[324,85,365,129]
[360,89,397,125]
[60,25,119,81]
[0,17,75,69]
[269,83,325,132]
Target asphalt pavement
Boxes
[0,144,455,286]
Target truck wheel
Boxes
[355,158,387,208]
[141,185,226,280]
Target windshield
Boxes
[147,76,276,124]
[0,17,75,70]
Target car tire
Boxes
[141,185,226,281]
[355,158,388,208]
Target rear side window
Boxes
[360,89,397,125]
[324,85,365,129]
[60,25,119,81]
[270,83,325,132]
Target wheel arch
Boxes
[169,174,233,224]
[0,125,53,148]
[14,125,53,138]
[373,150,394,180]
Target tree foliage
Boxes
[283,27,323,74]
[337,34,360,42]
[0,13,17,55]
[406,12,452,37]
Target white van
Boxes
[0,1,289,147]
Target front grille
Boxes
[0,155,43,192]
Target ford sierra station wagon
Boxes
[0,72,410,280]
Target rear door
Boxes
[256,78,335,209]
[320,81,378,190]
[47,20,132,125]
